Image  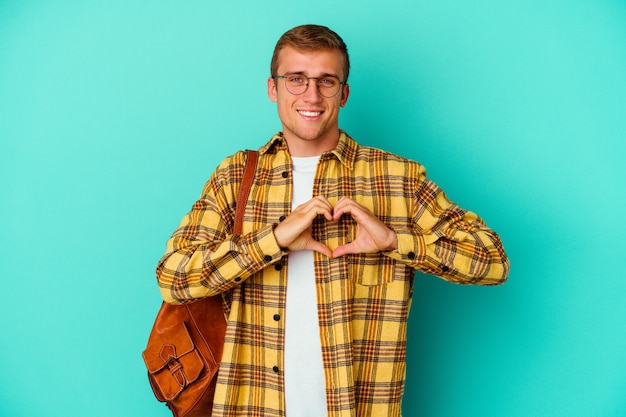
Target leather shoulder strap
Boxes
[234,150,258,234]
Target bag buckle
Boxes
[160,344,188,388]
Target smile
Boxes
[298,110,322,117]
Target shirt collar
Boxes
[259,130,357,170]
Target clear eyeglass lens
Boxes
[283,75,341,97]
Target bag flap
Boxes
[142,322,206,401]
[142,322,197,373]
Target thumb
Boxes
[332,242,357,258]
[308,240,333,258]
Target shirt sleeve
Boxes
[386,164,509,285]
[155,153,284,304]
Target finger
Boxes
[308,240,333,258]
[291,199,332,226]
[331,197,351,220]
[311,195,334,221]
[332,196,353,212]
[298,196,332,216]
[332,242,357,258]
[312,195,332,205]
[333,198,370,222]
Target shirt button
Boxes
[281,171,288,178]
[273,314,281,321]
[274,263,283,271]
[279,215,286,222]
[440,265,450,272]
[407,252,416,260]
[273,366,280,373]
[264,255,272,263]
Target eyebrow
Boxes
[284,71,340,79]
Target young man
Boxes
[156,24,509,417]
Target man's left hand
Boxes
[331,197,398,258]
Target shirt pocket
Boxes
[349,253,397,286]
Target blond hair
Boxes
[270,24,350,81]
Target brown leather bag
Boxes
[142,150,259,417]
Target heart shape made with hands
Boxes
[273,196,398,259]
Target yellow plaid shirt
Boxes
[156,131,509,417]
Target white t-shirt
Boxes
[284,155,327,416]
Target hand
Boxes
[331,197,398,258]
[273,195,334,258]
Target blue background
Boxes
[1,1,624,416]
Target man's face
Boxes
[268,46,350,156]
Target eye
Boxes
[319,77,338,88]
[287,75,305,84]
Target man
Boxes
[156,24,509,417]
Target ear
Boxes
[340,83,350,107]
[267,76,277,102]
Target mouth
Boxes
[297,110,323,118]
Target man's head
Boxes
[267,25,351,156]
[270,24,350,82]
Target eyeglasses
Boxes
[273,74,346,98]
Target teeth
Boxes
[299,111,321,117]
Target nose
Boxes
[302,78,323,102]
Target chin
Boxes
[289,128,325,142]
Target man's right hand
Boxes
[273,195,333,258]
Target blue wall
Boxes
[1,1,624,416]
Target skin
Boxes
[268,46,398,258]
[267,46,349,157]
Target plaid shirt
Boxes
[156,131,509,417]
